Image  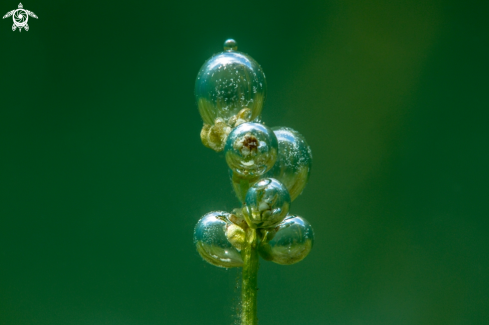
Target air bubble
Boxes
[224,122,278,179]
[243,178,291,228]
[259,215,314,265]
[195,41,267,125]
[194,211,244,268]
[223,39,238,51]
[265,127,312,201]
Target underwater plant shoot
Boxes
[193,39,314,325]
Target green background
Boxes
[1,0,488,324]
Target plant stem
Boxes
[241,227,259,325]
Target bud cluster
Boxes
[193,40,315,269]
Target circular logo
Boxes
[13,9,27,27]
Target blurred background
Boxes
[1,0,488,324]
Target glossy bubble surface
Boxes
[225,122,278,179]
[244,178,291,228]
[195,47,266,125]
[223,39,238,51]
[259,215,314,265]
[265,127,312,201]
[229,170,260,203]
[194,211,243,268]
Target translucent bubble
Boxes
[243,178,291,228]
[259,215,314,265]
[225,122,278,179]
[194,211,243,268]
[195,43,267,125]
[229,169,260,203]
[265,127,312,201]
[223,39,238,51]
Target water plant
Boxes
[193,39,314,325]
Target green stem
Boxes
[241,227,259,325]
